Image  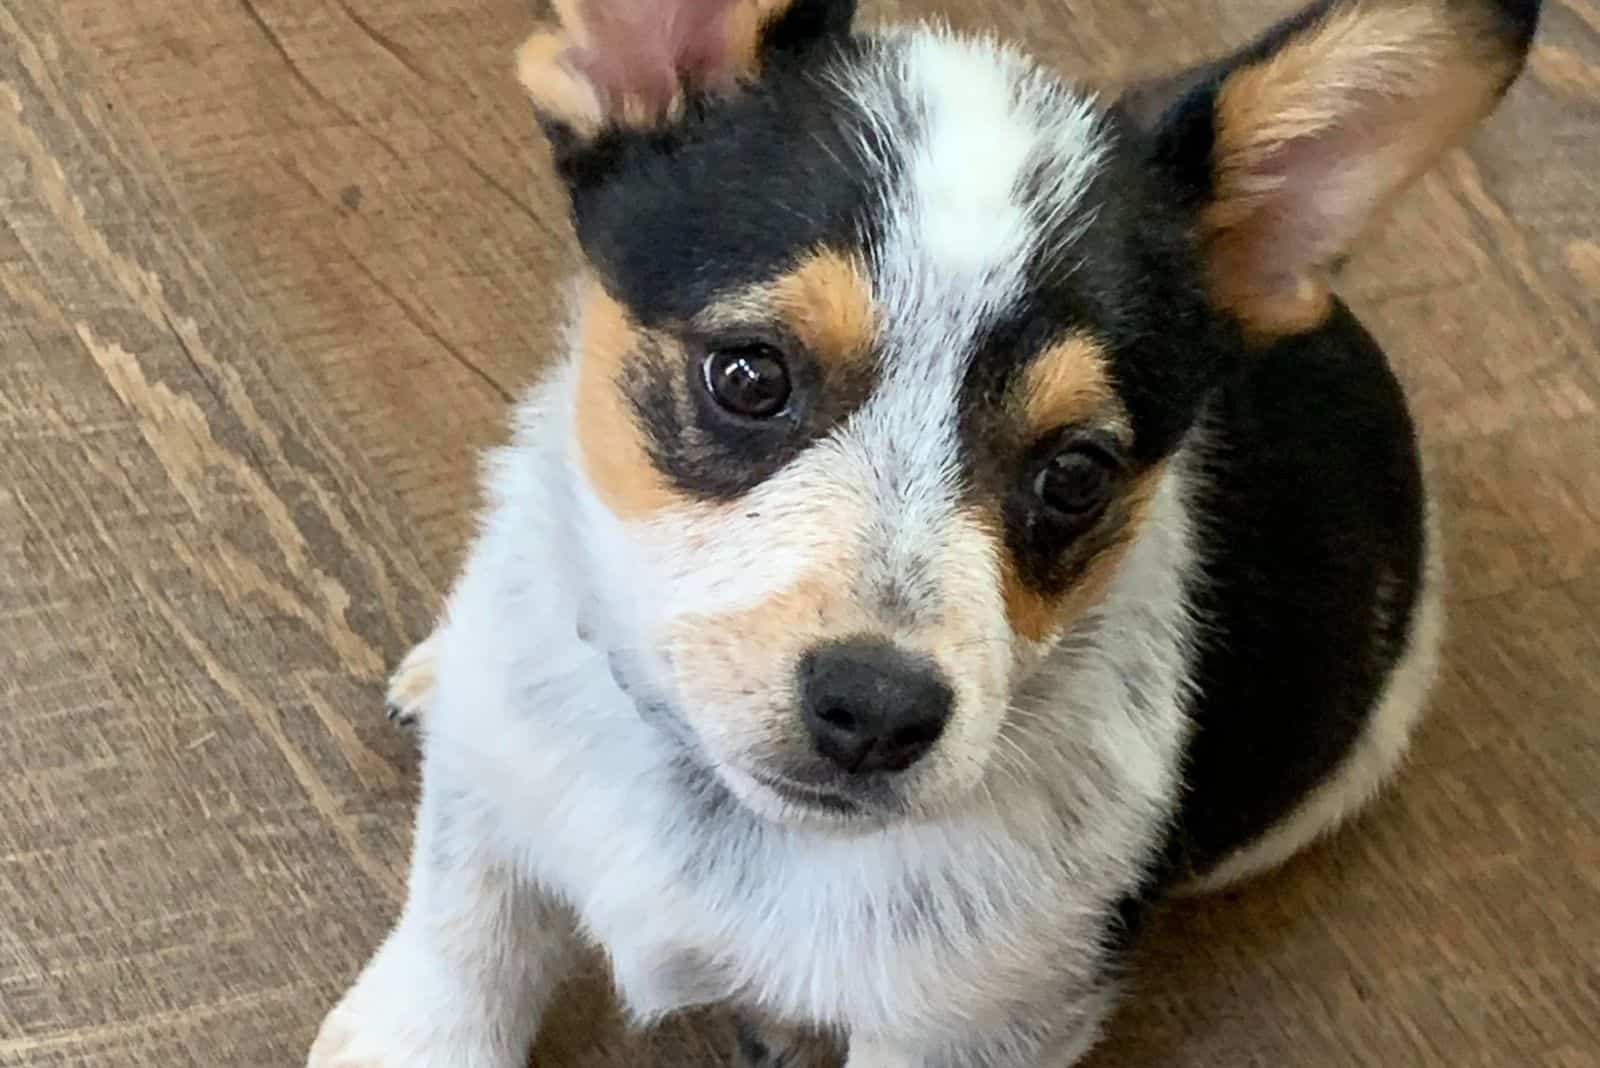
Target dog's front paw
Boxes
[306,1003,450,1068]
[386,634,439,729]
[308,990,510,1068]
[307,994,473,1068]
[309,940,516,1068]
[307,1006,398,1068]
[309,1011,504,1068]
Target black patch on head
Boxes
[571,39,891,326]
[1161,304,1427,882]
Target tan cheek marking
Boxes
[679,576,837,655]
[1020,335,1119,435]
[573,282,681,521]
[998,464,1167,644]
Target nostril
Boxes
[888,718,942,752]
[817,704,857,731]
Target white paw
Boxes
[386,634,439,729]
[307,1011,501,1068]
[308,991,508,1068]
[308,938,515,1068]
[306,1005,455,1068]
[307,1006,401,1068]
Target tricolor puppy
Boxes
[311,0,1538,1064]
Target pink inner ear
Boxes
[568,0,744,114]
[1240,113,1400,286]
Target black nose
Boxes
[798,640,953,774]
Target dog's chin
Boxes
[717,764,912,833]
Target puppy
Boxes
[313,0,1538,1064]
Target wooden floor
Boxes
[3,1,1598,1064]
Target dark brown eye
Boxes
[703,344,791,419]
[1034,445,1116,520]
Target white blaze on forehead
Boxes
[829,28,1109,590]
[854,28,1107,349]
[901,33,1039,279]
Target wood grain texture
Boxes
[1,1,1596,1065]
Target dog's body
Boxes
[311,2,1537,1065]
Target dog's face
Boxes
[521,0,1533,824]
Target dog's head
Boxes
[522,0,1536,825]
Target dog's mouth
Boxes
[746,771,864,816]
[725,761,925,830]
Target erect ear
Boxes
[515,0,855,165]
[1138,0,1540,340]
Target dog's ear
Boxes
[516,0,855,174]
[1138,0,1539,340]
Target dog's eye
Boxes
[703,344,791,419]
[1034,443,1117,522]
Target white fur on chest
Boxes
[421,369,1199,1041]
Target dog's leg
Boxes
[385,632,439,728]
[308,764,575,1067]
